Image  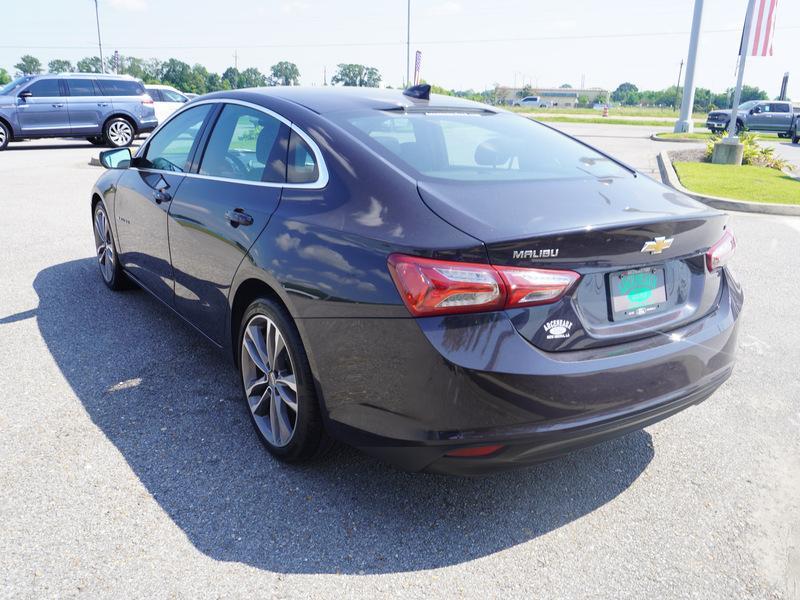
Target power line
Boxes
[2,26,798,51]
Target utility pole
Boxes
[93,0,105,74]
[674,59,684,111]
[406,0,411,87]
[233,50,239,70]
[674,0,704,133]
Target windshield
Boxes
[738,100,758,110]
[0,76,35,96]
[335,110,630,182]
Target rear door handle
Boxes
[225,208,253,227]
[97,102,109,107]
[52,103,64,108]
[153,189,172,204]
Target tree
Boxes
[738,85,768,104]
[159,58,192,90]
[611,82,640,106]
[331,64,381,87]
[238,67,267,88]
[0,68,10,85]
[578,94,589,106]
[559,83,573,88]
[76,56,104,73]
[47,59,74,73]
[14,55,42,75]
[269,61,300,86]
[517,84,533,98]
[222,67,240,89]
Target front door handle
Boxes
[52,103,64,108]
[225,208,253,227]
[153,189,172,204]
[97,102,109,107]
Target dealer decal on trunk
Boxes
[543,319,573,339]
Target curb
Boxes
[650,134,706,144]
[657,151,800,217]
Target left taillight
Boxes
[706,229,736,271]
[141,94,154,105]
[387,254,580,317]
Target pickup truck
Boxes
[513,96,551,108]
[706,100,799,143]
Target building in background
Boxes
[496,87,609,107]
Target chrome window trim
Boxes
[133,97,329,190]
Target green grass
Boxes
[511,106,706,119]
[673,161,800,205]
[656,131,779,140]
[531,115,705,128]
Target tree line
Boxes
[610,82,770,112]
[1,54,382,92]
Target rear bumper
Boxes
[302,270,742,474]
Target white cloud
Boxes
[106,0,148,11]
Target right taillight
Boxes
[387,253,580,317]
[142,94,154,105]
[706,229,736,271]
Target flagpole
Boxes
[674,0,704,133]
[725,0,758,142]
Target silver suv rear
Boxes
[0,73,158,151]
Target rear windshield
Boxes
[335,110,630,182]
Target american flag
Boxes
[741,0,779,57]
[413,51,422,85]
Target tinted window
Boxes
[771,103,790,113]
[161,89,187,102]
[67,79,97,97]
[339,111,629,182]
[97,79,145,96]
[141,105,211,172]
[25,79,61,97]
[200,104,288,183]
[287,131,319,184]
[145,88,162,101]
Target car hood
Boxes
[708,109,747,117]
[417,173,716,245]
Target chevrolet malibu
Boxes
[90,85,742,474]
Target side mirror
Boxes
[18,91,32,100]
[99,147,132,169]
[751,106,760,114]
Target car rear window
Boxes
[337,111,630,182]
[67,79,97,96]
[97,79,145,96]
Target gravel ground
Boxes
[0,133,798,599]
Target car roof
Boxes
[200,86,499,115]
[43,72,138,80]
[145,84,179,90]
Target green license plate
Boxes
[609,267,667,321]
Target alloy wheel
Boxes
[107,120,133,146]
[240,314,299,447]
[94,207,115,283]
[0,126,6,147]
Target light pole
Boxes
[93,0,106,74]
[674,0,704,133]
[406,0,411,87]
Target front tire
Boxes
[93,202,127,290]
[238,298,330,462]
[0,121,9,151]
[103,118,134,148]
[87,135,107,146]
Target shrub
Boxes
[704,132,791,171]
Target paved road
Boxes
[1,135,798,599]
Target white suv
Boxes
[144,84,190,123]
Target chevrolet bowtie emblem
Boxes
[641,236,674,254]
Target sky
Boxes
[2,0,799,98]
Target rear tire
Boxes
[0,121,9,151]
[87,135,107,146]
[792,135,799,145]
[238,298,331,463]
[103,118,134,148]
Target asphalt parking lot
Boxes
[1,126,799,599]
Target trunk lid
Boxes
[417,175,728,351]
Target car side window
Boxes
[141,105,212,172]
[67,79,97,97]
[771,103,789,113]
[287,130,319,184]
[146,89,162,102]
[24,79,61,97]
[97,79,145,96]
[199,104,289,183]
[161,89,187,103]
